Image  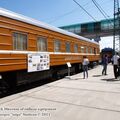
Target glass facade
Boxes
[74,25,81,34]
[60,19,114,35]
[101,19,114,31]
[88,23,94,32]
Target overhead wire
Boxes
[73,0,97,21]
[46,0,113,24]
[92,0,110,19]
[47,8,78,24]
[91,0,113,25]
[47,1,92,24]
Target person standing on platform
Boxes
[118,57,120,79]
[82,56,89,79]
[111,52,120,79]
[102,54,108,75]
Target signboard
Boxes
[67,62,71,67]
[28,53,50,72]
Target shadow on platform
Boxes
[74,78,85,80]
[92,75,102,77]
[65,76,84,80]
[101,78,120,82]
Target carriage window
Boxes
[80,46,84,53]
[54,40,61,52]
[86,47,88,53]
[65,42,71,52]
[37,37,47,51]
[74,44,78,53]
[94,48,96,54]
[90,47,93,53]
[96,49,97,54]
[13,32,27,50]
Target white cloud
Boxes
[99,36,113,51]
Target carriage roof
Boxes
[0,8,99,45]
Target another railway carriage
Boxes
[0,8,100,90]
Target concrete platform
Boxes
[0,64,120,120]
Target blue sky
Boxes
[0,0,114,49]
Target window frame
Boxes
[74,44,78,53]
[86,46,88,53]
[90,47,93,54]
[37,36,48,52]
[94,48,97,54]
[65,42,71,53]
[80,46,84,53]
[54,39,61,52]
[13,32,28,51]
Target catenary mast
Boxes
[113,0,120,52]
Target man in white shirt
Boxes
[112,52,120,79]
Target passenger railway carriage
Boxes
[0,8,100,90]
